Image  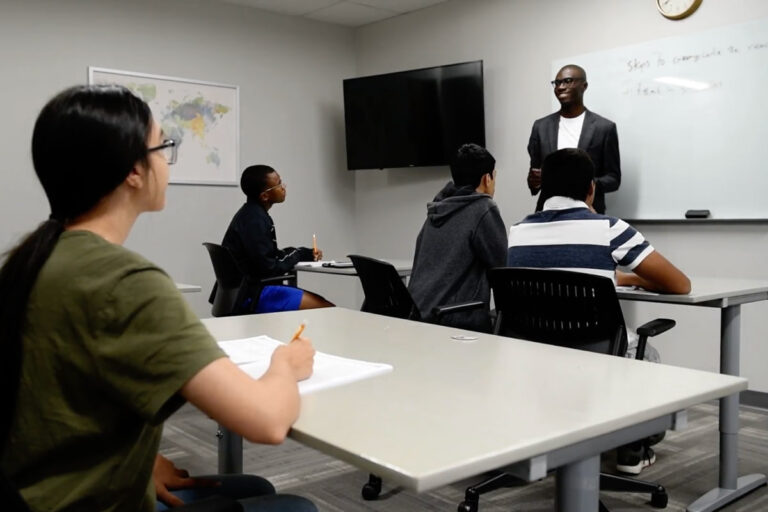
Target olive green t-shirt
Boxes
[1,231,225,512]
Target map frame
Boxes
[88,66,239,186]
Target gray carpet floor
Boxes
[160,402,768,511]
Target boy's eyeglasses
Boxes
[263,180,286,193]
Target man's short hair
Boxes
[541,148,595,202]
[558,64,588,81]
[450,143,496,188]
[240,164,275,198]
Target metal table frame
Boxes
[618,279,768,511]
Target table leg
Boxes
[687,305,766,511]
[216,425,243,474]
[555,455,600,512]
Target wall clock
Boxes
[656,0,702,20]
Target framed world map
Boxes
[89,67,239,186]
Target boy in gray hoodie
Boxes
[408,144,507,332]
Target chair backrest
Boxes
[489,267,628,356]
[202,242,249,317]
[0,473,30,512]
[348,254,419,320]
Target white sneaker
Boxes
[616,446,656,475]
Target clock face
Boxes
[657,0,702,19]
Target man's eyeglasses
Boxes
[550,77,585,88]
[148,139,178,165]
[263,180,285,193]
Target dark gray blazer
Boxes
[527,109,621,214]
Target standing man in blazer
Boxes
[526,64,620,214]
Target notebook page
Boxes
[218,336,392,395]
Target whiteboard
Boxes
[553,17,768,220]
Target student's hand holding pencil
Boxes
[312,233,323,261]
[271,322,315,381]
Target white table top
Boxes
[617,277,768,307]
[176,283,202,293]
[201,308,746,493]
[294,259,412,277]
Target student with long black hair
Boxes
[0,85,317,512]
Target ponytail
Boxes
[0,219,64,446]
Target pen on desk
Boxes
[290,322,306,342]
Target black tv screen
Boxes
[343,60,485,170]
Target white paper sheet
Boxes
[218,336,392,395]
[294,261,327,268]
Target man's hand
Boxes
[313,249,323,261]
[527,168,542,192]
[153,455,219,507]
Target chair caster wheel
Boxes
[361,483,380,500]
[457,501,477,512]
[651,490,668,508]
[361,474,382,500]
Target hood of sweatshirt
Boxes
[427,181,490,227]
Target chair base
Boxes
[361,474,382,500]
[458,471,525,512]
[601,473,668,508]
[457,471,668,512]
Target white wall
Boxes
[0,0,360,314]
[352,0,768,391]
[3,0,768,391]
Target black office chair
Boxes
[348,254,487,500]
[202,242,299,474]
[202,242,251,317]
[202,242,298,317]
[1,473,30,512]
[348,254,485,323]
[456,268,675,512]
[0,473,239,512]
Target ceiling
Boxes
[215,0,449,27]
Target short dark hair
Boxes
[558,64,587,81]
[240,164,276,198]
[541,148,595,202]
[450,143,496,188]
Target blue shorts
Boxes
[255,285,303,313]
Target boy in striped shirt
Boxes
[508,148,690,294]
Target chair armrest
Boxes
[634,318,675,360]
[433,301,485,319]
[636,318,676,338]
[260,272,297,286]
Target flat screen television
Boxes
[343,60,485,170]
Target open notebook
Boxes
[218,336,392,395]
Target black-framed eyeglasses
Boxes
[263,179,286,193]
[148,139,178,165]
[550,77,585,88]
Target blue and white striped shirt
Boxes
[507,197,654,282]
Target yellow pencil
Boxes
[290,322,306,342]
